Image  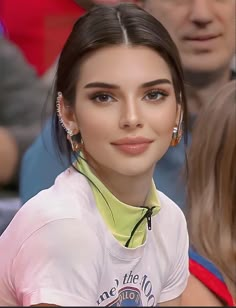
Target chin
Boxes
[183,55,233,75]
[114,160,156,178]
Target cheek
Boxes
[78,111,113,144]
[149,105,177,135]
[227,20,236,42]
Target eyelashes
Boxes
[143,89,169,101]
[89,92,116,104]
[88,89,169,104]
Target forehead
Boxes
[77,45,173,86]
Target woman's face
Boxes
[63,45,180,178]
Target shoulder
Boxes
[152,190,188,253]
[1,168,97,246]
[27,167,94,218]
[189,248,234,306]
[152,190,189,262]
[0,37,27,64]
[181,274,224,306]
[189,248,224,282]
[0,37,14,54]
[26,167,92,210]
[154,192,189,303]
[156,190,186,225]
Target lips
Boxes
[184,34,221,41]
[112,137,153,145]
[111,137,153,155]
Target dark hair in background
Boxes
[52,2,188,164]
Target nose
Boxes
[119,99,144,130]
[189,0,214,27]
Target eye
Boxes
[143,90,168,102]
[90,93,116,104]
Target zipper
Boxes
[146,207,153,230]
[125,206,155,248]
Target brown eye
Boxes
[144,90,168,101]
[91,93,115,104]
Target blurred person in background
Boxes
[182,80,236,306]
[0,30,49,234]
[143,0,236,209]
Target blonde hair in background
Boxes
[186,80,236,298]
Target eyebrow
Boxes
[141,79,172,88]
[84,79,172,89]
[84,82,119,89]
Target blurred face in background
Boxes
[144,0,235,74]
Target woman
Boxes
[0,3,189,306]
[182,80,236,306]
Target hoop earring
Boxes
[171,126,181,146]
[171,110,183,147]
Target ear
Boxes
[57,94,79,135]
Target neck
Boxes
[184,68,232,115]
[98,172,153,207]
[84,153,154,207]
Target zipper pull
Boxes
[146,208,153,230]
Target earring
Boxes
[171,108,183,147]
[67,133,82,152]
[56,91,67,132]
[56,91,82,152]
[171,125,182,146]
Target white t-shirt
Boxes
[0,168,189,306]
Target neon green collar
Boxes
[76,155,160,248]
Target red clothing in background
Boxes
[0,0,86,75]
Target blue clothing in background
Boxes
[19,119,68,204]
[153,136,190,211]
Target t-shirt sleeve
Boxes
[12,218,102,306]
[159,208,190,303]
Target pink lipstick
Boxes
[111,137,153,155]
